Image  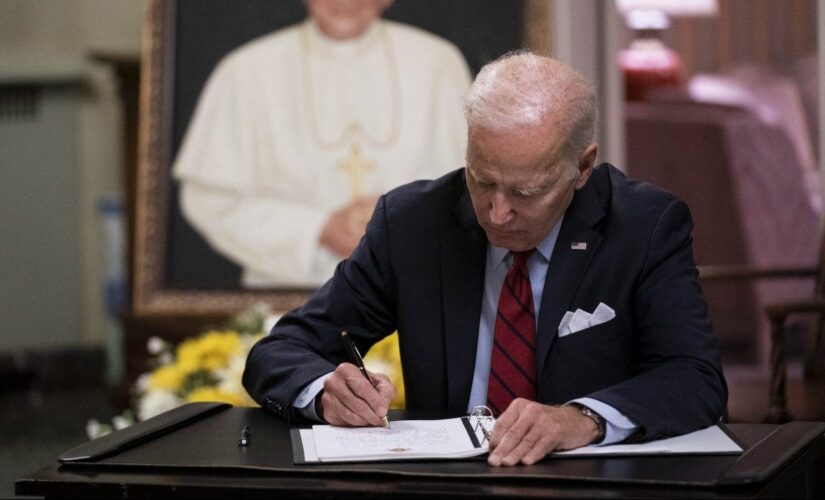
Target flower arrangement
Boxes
[135,329,263,419]
[88,304,404,438]
[134,303,273,421]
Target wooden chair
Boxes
[700,239,825,422]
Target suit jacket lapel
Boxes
[536,168,608,380]
[441,181,486,414]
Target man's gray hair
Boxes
[464,51,597,159]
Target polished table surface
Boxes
[15,406,825,499]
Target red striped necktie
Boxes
[487,249,537,416]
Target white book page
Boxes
[299,429,318,462]
[553,425,742,457]
[310,418,487,462]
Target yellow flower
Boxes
[185,387,246,407]
[147,364,186,391]
[216,335,264,408]
[364,332,405,409]
[176,330,242,375]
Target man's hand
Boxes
[318,363,396,427]
[319,194,379,258]
[487,399,601,466]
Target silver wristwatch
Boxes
[568,403,606,444]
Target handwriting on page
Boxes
[311,418,481,461]
[328,423,451,452]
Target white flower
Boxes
[147,336,168,355]
[86,419,106,440]
[137,389,183,421]
[135,373,151,393]
[215,336,260,407]
[157,351,174,366]
[112,415,132,430]
[262,313,283,335]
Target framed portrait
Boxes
[134,0,549,315]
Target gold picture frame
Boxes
[133,0,549,316]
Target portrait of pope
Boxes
[171,0,476,288]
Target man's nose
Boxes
[489,194,513,226]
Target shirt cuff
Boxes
[293,372,333,422]
[571,397,638,446]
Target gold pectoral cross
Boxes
[338,144,374,198]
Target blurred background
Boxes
[1,0,823,496]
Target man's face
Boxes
[305,0,391,40]
[465,123,595,251]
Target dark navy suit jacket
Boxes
[243,164,727,440]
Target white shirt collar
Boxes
[305,19,382,58]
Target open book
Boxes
[292,416,743,464]
[292,416,491,463]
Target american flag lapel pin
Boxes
[571,242,587,251]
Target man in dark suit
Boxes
[243,52,726,466]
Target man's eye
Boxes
[514,189,537,198]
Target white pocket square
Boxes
[558,303,615,337]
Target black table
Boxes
[15,404,825,499]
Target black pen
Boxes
[238,425,250,447]
[340,331,391,429]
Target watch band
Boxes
[314,389,325,422]
[568,403,606,444]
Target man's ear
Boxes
[574,142,598,190]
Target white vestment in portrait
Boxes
[173,20,471,287]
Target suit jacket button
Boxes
[264,397,282,417]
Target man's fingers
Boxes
[488,400,564,466]
[489,397,524,439]
[521,433,558,465]
[321,389,370,427]
[488,400,527,465]
[488,424,526,465]
[321,367,371,426]
[342,369,390,426]
[322,364,394,427]
[341,366,389,427]
[498,422,551,466]
[369,372,396,411]
[488,398,529,446]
